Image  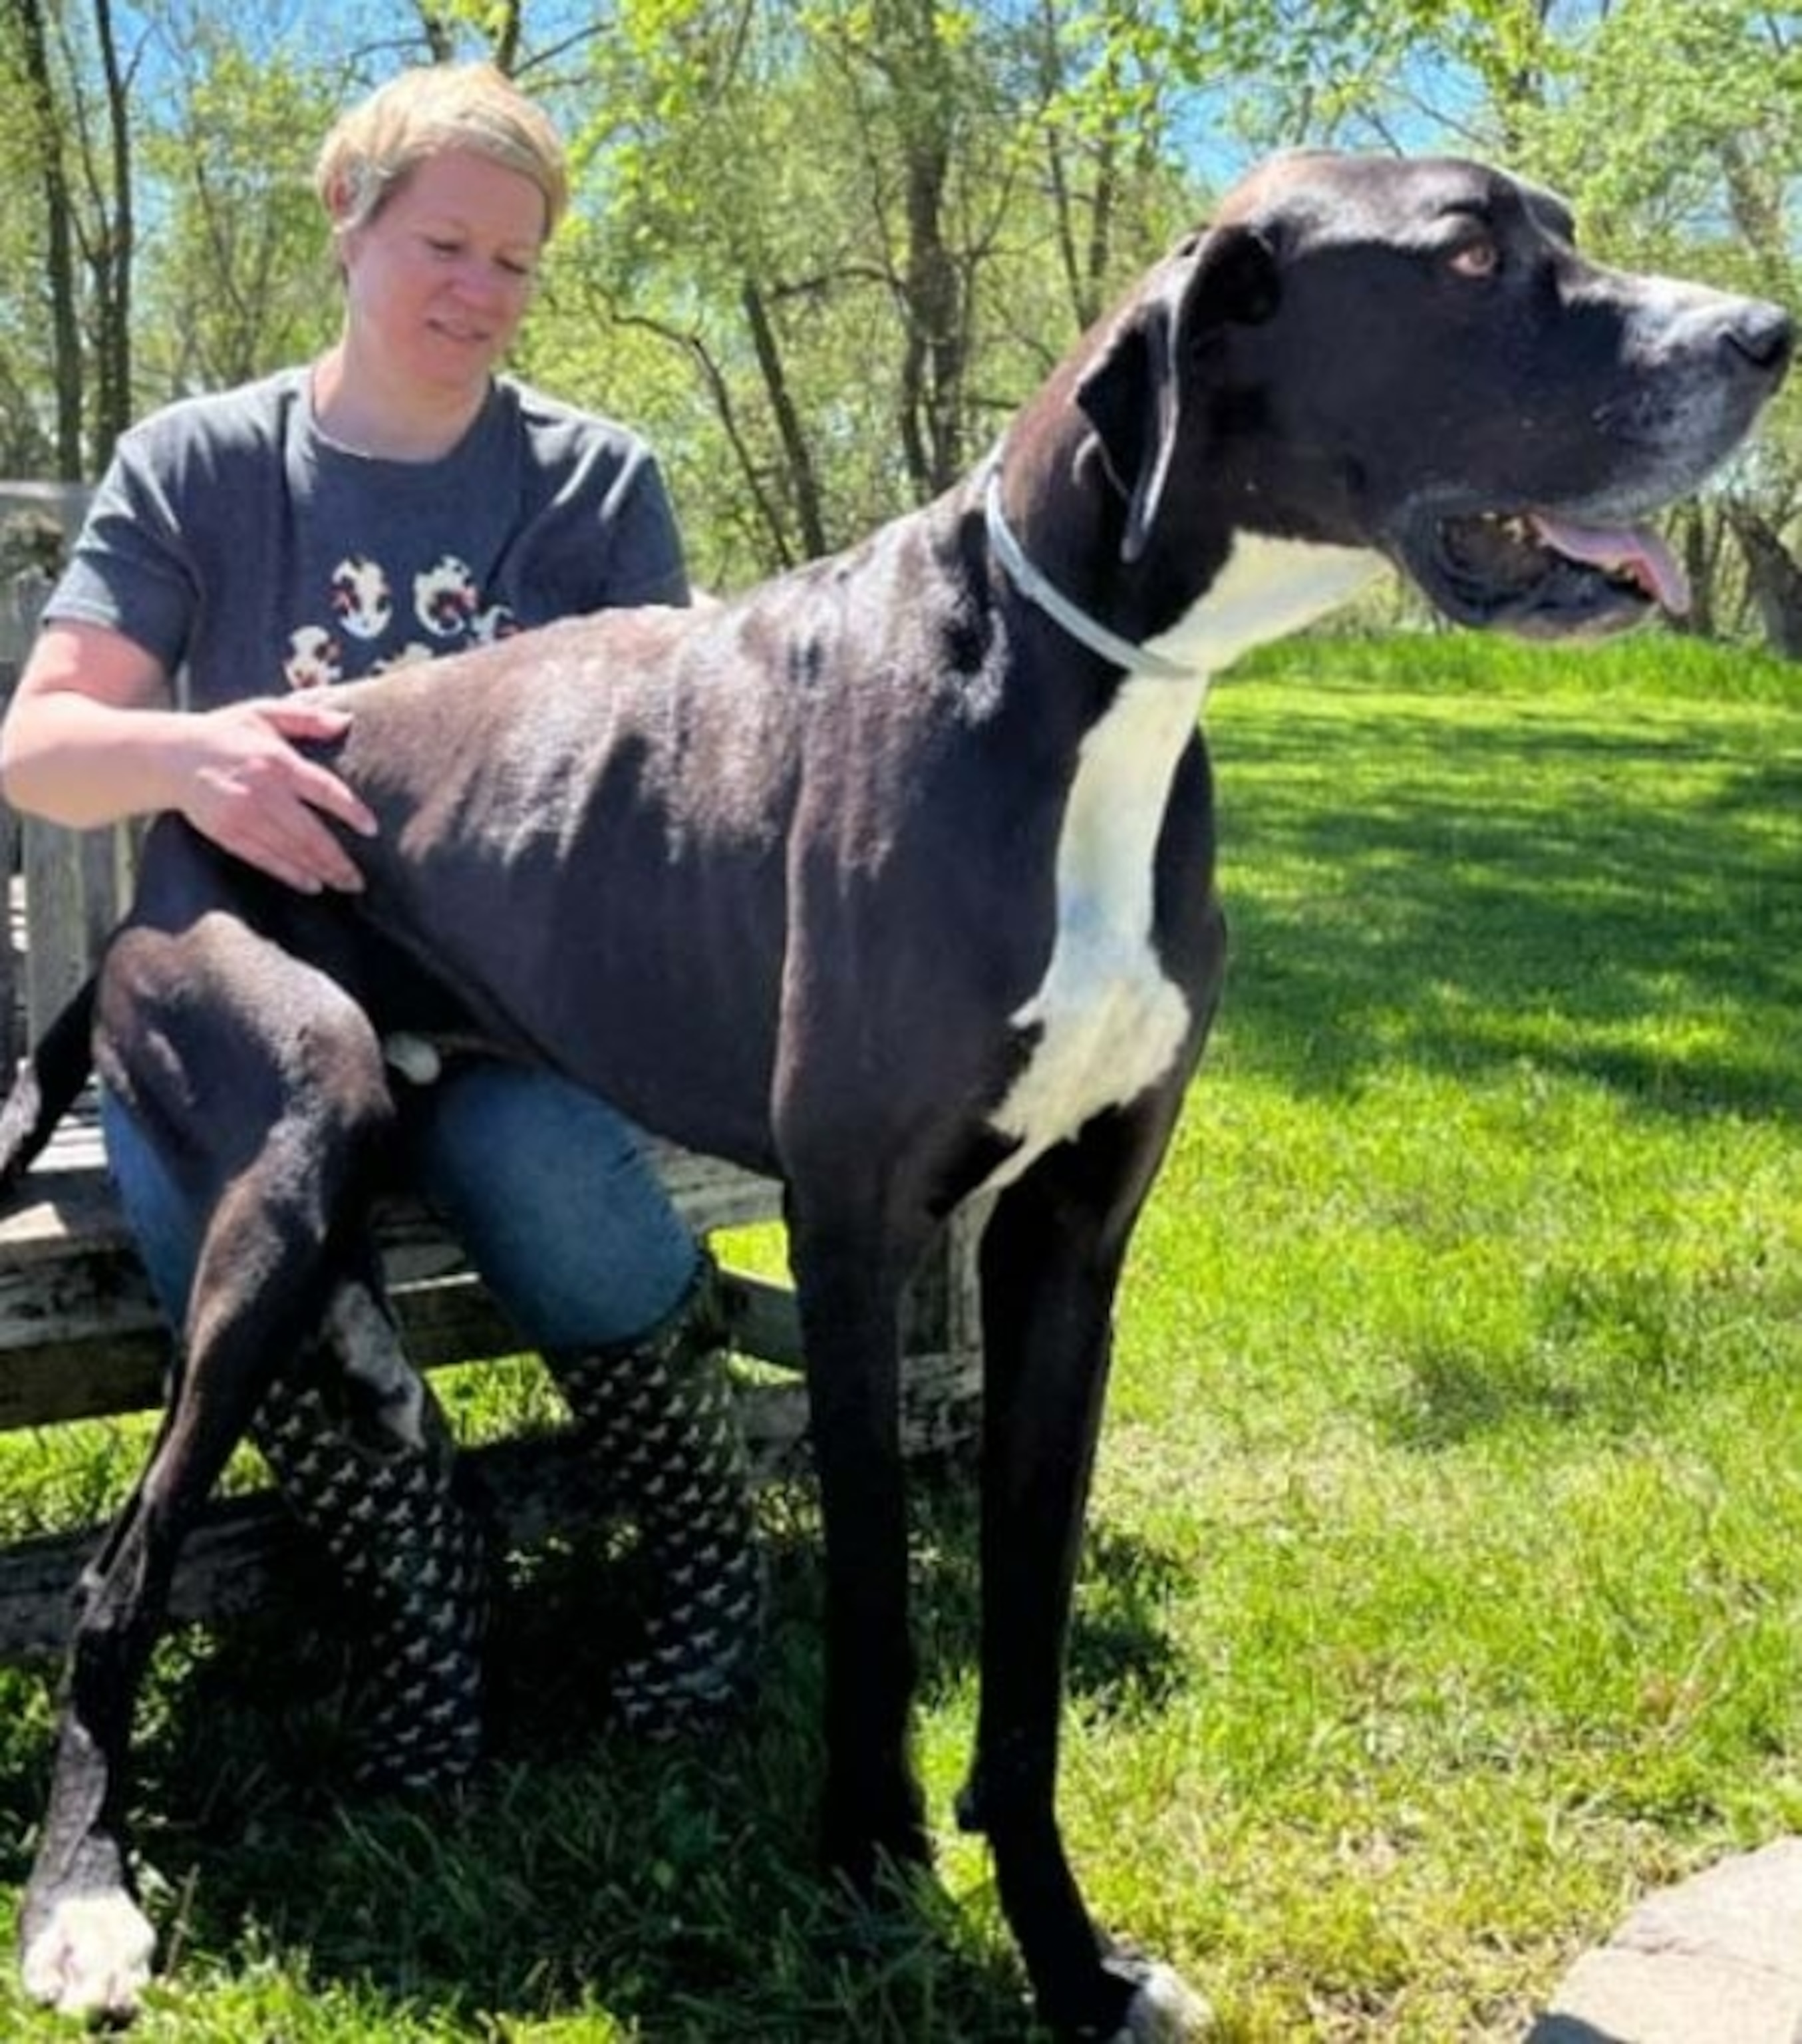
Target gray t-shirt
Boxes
[47,367,689,707]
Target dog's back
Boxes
[297,490,1108,1178]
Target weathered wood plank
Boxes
[0,1156,803,1421]
[0,804,17,1073]
[0,1206,806,1431]
[0,1122,786,1263]
[0,1118,790,1414]
[0,1342,980,1658]
[20,822,90,1043]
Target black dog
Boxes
[6,152,1789,2036]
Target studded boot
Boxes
[549,1255,765,1733]
[251,1278,488,1791]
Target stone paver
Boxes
[1527,1838,1802,2044]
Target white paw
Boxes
[21,1892,156,2021]
[1113,1962,1214,2041]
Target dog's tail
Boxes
[0,973,96,1195]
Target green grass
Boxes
[2,629,1800,2038]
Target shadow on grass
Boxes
[0,1481,1185,2039]
[1211,702,1802,1120]
[1377,1324,1706,1454]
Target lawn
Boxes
[1,629,1798,2039]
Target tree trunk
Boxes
[879,0,969,500]
[741,279,827,559]
[8,0,84,478]
[90,0,134,467]
[897,126,965,496]
[1729,506,1802,661]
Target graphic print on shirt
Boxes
[333,556,392,641]
[283,552,520,691]
[285,625,343,690]
[415,556,480,638]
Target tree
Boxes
[1509,1,1802,646]
[2,0,1793,645]
[2,0,83,475]
[0,0,140,472]
[134,19,346,400]
[85,0,136,462]
[533,0,1202,585]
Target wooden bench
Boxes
[0,766,983,1660]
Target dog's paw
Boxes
[1109,1960,1213,2041]
[21,1890,156,2021]
[822,1788,933,1903]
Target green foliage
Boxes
[134,27,345,397]
[3,1,1797,611]
[527,2,1199,585]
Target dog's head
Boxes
[1076,151,1792,638]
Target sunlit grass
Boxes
[1,631,1797,2037]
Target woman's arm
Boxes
[1,621,378,894]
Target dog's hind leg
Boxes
[956,1097,1212,2043]
[20,944,398,2021]
[17,1413,178,2020]
[20,1204,361,2020]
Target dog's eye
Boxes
[1447,236,1501,279]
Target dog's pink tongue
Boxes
[1531,514,1690,615]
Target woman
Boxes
[0,61,762,1782]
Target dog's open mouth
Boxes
[1398,508,1690,639]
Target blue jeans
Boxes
[101,1059,699,1355]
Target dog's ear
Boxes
[1076,224,1280,564]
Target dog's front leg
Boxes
[958,1101,1211,2043]
[786,1203,932,1889]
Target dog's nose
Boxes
[1724,300,1794,383]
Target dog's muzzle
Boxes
[1390,291,1791,641]
[1398,507,1690,639]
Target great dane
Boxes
[3,152,1790,2037]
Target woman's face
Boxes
[338,147,547,398]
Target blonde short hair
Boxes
[315,61,569,244]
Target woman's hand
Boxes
[2,623,378,897]
[173,696,378,894]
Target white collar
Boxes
[982,470,1195,681]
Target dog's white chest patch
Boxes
[984,534,1382,1190]
[986,679,1200,1186]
